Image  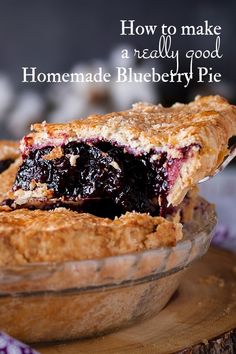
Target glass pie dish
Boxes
[0,199,216,343]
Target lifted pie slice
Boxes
[8,95,236,217]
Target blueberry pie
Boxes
[6,95,236,218]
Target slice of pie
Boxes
[7,95,236,217]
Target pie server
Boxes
[199,143,236,183]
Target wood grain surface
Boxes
[36,247,236,354]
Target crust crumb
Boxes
[43,146,63,160]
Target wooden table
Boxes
[36,247,236,353]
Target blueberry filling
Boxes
[0,159,15,173]
[13,141,192,217]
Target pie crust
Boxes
[0,206,184,266]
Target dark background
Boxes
[0,0,236,139]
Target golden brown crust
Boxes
[15,96,236,206]
[0,140,19,161]
[27,95,236,154]
[0,208,183,266]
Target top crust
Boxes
[25,95,236,155]
[18,95,236,206]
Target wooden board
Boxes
[36,247,236,354]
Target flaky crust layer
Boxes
[0,208,183,266]
[25,95,236,154]
[18,95,236,206]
